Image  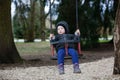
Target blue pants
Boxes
[57,48,79,64]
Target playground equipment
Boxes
[49,0,82,60]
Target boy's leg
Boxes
[68,48,81,73]
[68,48,79,64]
[57,49,65,74]
[57,48,65,64]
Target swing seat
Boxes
[50,53,83,60]
[50,34,83,60]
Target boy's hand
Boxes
[75,29,80,36]
[49,34,55,40]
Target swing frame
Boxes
[49,0,82,60]
[50,34,82,60]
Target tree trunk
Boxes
[0,0,22,63]
[25,0,36,42]
[113,0,120,74]
[39,0,46,41]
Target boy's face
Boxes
[57,26,65,34]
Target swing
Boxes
[49,0,82,60]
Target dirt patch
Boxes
[0,43,117,80]
[0,43,114,68]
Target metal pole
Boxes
[76,0,79,29]
[49,0,54,56]
[76,0,82,55]
[50,0,52,33]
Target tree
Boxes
[0,0,22,63]
[25,0,36,42]
[57,0,76,34]
[38,0,55,41]
[57,0,101,48]
[113,0,120,74]
[13,0,56,41]
[39,0,46,41]
[13,0,30,40]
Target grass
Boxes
[15,41,50,55]
[15,36,112,55]
[99,39,110,43]
[99,35,113,43]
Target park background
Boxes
[0,0,120,80]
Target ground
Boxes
[1,43,120,80]
[20,43,115,66]
[0,43,114,68]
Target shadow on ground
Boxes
[0,43,114,69]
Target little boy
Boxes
[50,21,81,74]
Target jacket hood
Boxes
[56,21,69,34]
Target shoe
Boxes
[73,63,81,73]
[58,63,65,75]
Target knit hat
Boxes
[56,21,69,34]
